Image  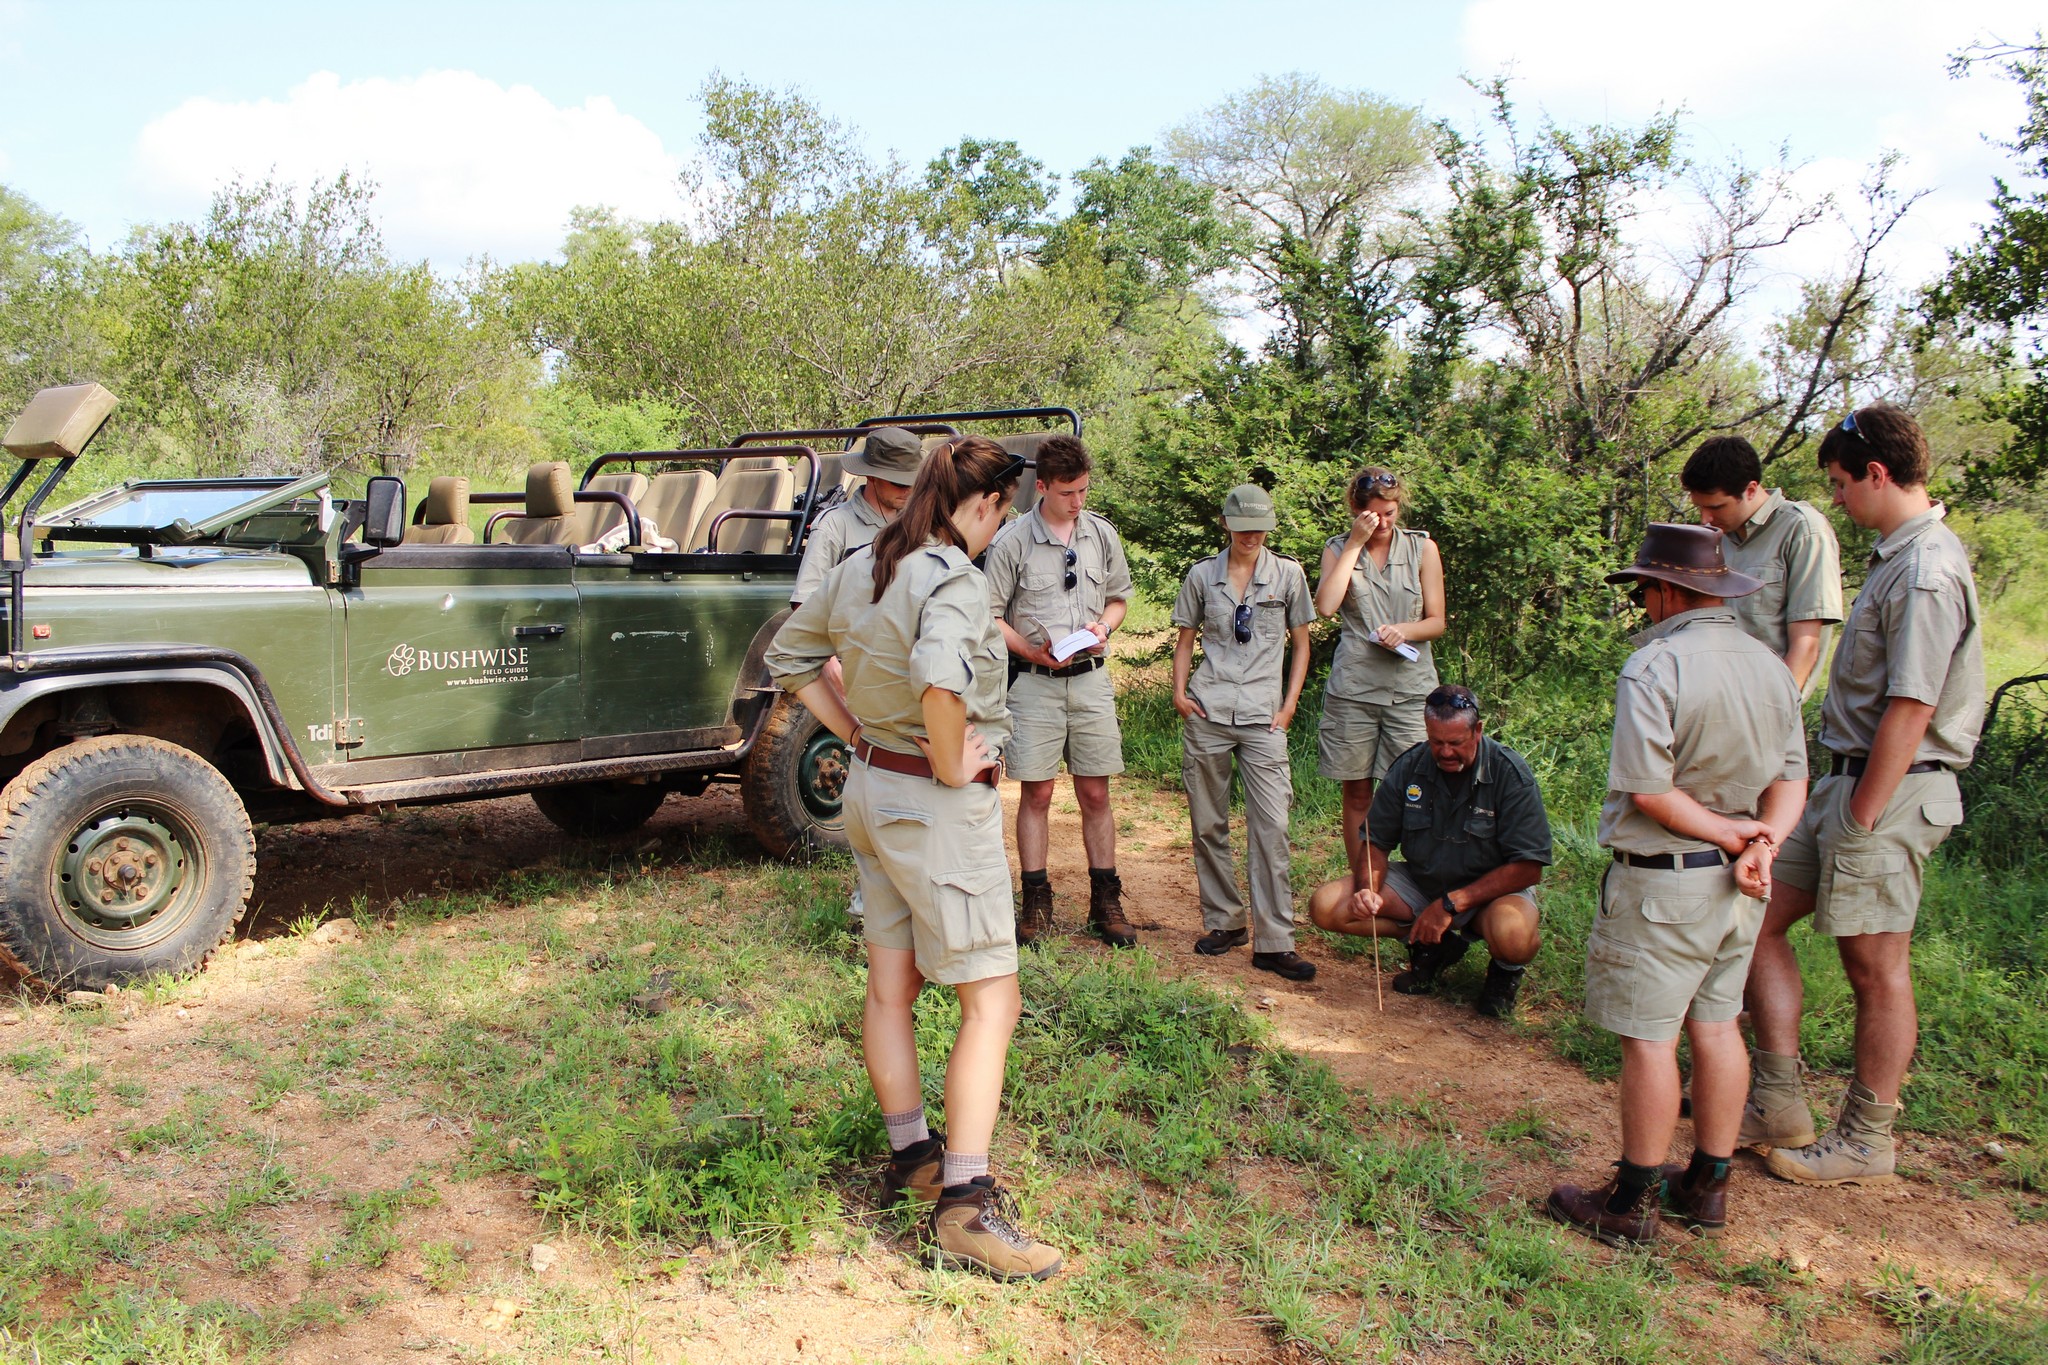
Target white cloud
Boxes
[132,70,688,265]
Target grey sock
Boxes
[883,1107,929,1151]
[940,1149,990,1187]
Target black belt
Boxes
[1613,849,1732,871]
[854,738,1000,786]
[1021,655,1104,678]
[1829,755,1946,778]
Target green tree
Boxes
[923,138,1055,282]
[0,186,107,415]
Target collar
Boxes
[851,489,891,527]
[1732,489,1786,544]
[1872,503,1947,563]
[1628,605,1737,648]
[1209,547,1273,588]
[1026,506,1085,547]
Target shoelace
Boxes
[978,1188,1032,1249]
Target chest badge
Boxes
[1405,784,1422,803]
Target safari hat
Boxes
[1221,484,1277,532]
[1605,522,1762,597]
[842,427,925,486]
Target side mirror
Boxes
[362,476,407,547]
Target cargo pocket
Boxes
[1823,849,1910,929]
[1641,896,1710,925]
[1583,933,1642,1026]
[931,863,1014,957]
[1921,799,1965,828]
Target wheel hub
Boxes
[59,812,188,932]
[797,731,850,822]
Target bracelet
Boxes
[1746,834,1775,850]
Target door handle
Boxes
[514,624,566,638]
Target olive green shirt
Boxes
[1599,607,1808,855]
[981,506,1134,648]
[1323,526,1440,703]
[1171,548,1315,726]
[1818,504,1984,768]
[766,541,1010,759]
[791,490,889,606]
[1366,736,1553,904]
[1721,490,1844,698]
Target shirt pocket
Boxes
[1020,570,1061,594]
[1461,811,1497,844]
[1844,611,1885,680]
[930,862,1014,955]
[1255,598,1287,639]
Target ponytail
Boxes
[870,435,1022,600]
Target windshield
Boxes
[39,476,330,543]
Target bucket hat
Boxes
[842,427,925,486]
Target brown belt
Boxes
[1829,754,1946,778]
[854,738,1000,786]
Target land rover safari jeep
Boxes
[0,382,1076,990]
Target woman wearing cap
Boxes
[1314,466,1446,872]
[1170,485,1318,981]
[765,436,1061,1283]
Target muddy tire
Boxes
[530,780,668,838]
[0,735,255,991]
[740,695,851,858]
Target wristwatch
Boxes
[1440,891,1460,920]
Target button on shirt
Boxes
[791,490,890,605]
[767,541,1010,758]
[1170,549,1315,726]
[1324,526,1440,703]
[981,507,1134,647]
[1721,490,1845,697]
[1819,504,1985,768]
[1599,607,1807,855]
[1366,736,1554,904]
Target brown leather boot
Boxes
[1086,871,1138,948]
[1546,1166,1663,1247]
[929,1177,1063,1281]
[1015,878,1053,946]
[880,1134,945,1209]
[1658,1157,1730,1237]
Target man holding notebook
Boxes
[982,435,1138,949]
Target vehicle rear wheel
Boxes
[740,694,851,858]
[0,735,255,991]
[530,780,668,837]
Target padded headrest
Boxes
[4,383,118,459]
[724,454,790,473]
[524,462,573,518]
[996,432,1053,457]
[586,471,650,501]
[423,476,470,525]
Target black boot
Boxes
[1391,934,1470,995]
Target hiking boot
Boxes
[1474,960,1524,1019]
[1392,935,1470,995]
[1193,927,1248,956]
[1015,879,1054,946]
[929,1177,1063,1281]
[1764,1081,1899,1186]
[1658,1159,1730,1237]
[1252,950,1316,982]
[1546,1166,1663,1247]
[881,1134,946,1209]
[1087,872,1138,949]
[1739,1048,1817,1152]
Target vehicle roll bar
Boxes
[854,406,1081,436]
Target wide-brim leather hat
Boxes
[1606,522,1762,597]
[841,427,925,486]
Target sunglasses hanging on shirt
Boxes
[1233,601,1254,643]
[1062,545,1078,591]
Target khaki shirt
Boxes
[1722,490,1844,697]
[1599,607,1807,855]
[982,507,1134,647]
[1366,736,1553,904]
[791,491,889,606]
[1171,548,1315,726]
[766,541,1010,759]
[1819,504,1985,768]
[1323,526,1440,703]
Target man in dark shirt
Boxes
[1308,685,1554,1017]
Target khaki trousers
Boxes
[1182,714,1297,952]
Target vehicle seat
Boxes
[688,462,795,553]
[403,477,475,545]
[568,471,651,550]
[496,462,575,545]
[998,432,1053,517]
[640,469,715,549]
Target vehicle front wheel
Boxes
[530,780,668,837]
[740,695,851,858]
[0,736,255,991]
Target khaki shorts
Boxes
[844,761,1018,985]
[1583,859,1763,1042]
[1772,769,1964,937]
[1005,664,1125,782]
[1316,692,1428,783]
[1380,860,1537,924]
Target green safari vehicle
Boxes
[0,383,1077,989]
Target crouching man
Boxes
[1307,685,1553,1018]
[1548,524,1807,1246]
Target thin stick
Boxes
[1368,857,1384,1012]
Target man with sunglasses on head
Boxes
[1740,404,1982,1188]
[982,434,1138,948]
[1306,685,1552,1018]
[1680,436,1844,696]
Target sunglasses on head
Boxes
[1359,473,1400,493]
[1233,601,1254,644]
[1838,411,1869,442]
[1424,687,1477,712]
[988,454,1030,491]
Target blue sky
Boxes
[1,0,2039,302]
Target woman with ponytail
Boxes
[766,435,1061,1281]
